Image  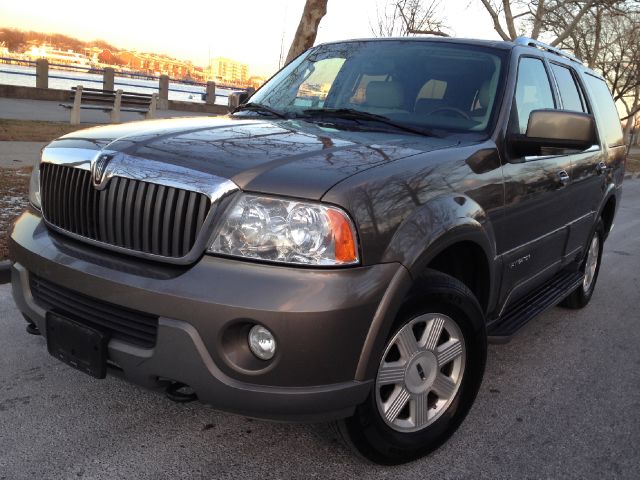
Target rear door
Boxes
[547,61,603,258]
[498,56,574,307]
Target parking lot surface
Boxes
[1,180,639,480]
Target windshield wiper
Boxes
[233,102,289,119]
[301,108,440,138]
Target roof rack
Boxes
[514,36,583,65]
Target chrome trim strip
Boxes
[522,144,600,162]
[41,147,239,202]
[39,147,241,264]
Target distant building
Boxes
[207,57,248,86]
[247,75,267,90]
[24,44,91,67]
[118,51,195,79]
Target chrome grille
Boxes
[40,163,212,258]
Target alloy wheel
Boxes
[375,313,466,432]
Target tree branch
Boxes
[502,0,519,39]
[479,0,512,40]
[550,0,596,46]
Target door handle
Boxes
[596,162,610,175]
[557,170,570,186]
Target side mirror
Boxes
[509,109,596,158]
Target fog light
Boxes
[248,325,276,360]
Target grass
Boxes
[0,119,98,142]
[0,167,31,261]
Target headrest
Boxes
[365,81,404,109]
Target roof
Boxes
[317,36,515,51]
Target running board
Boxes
[487,270,584,342]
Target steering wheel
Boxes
[428,106,472,120]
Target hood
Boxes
[48,116,460,200]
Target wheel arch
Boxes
[599,192,617,239]
[355,205,498,381]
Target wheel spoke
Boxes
[431,373,456,399]
[436,339,463,366]
[385,387,410,423]
[412,393,430,428]
[423,316,445,351]
[396,327,419,359]
[377,364,405,386]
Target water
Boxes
[0,64,234,106]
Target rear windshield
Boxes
[250,41,508,135]
[583,73,624,147]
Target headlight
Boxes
[208,194,359,266]
[29,163,41,210]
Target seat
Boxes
[364,81,405,111]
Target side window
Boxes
[584,74,624,147]
[551,63,585,112]
[294,58,346,107]
[514,57,555,134]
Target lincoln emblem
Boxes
[92,154,113,188]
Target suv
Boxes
[10,37,625,464]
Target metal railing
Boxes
[0,57,249,102]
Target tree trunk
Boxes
[285,0,328,65]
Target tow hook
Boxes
[26,323,41,336]
[165,382,198,403]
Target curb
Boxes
[624,172,640,180]
[0,260,10,285]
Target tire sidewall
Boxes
[579,220,605,303]
[344,282,486,465]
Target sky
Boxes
[1,0,499,77]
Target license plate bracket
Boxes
[46,313,108,379]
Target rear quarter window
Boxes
[583,74,624,147]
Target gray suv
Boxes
[10,37,625,464]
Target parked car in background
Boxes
[10,36,625,464]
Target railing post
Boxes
[110,89,123,123]
[158,75,169,110]
[70,85,83,125]
[36,58,49,89]
[205,81,216,105]
[103,67,115,91]
[146,93,158,120]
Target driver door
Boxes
[498,56,573,307]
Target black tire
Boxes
[336,270,487,465]
[560,219,605,309]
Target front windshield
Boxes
[248,40,507,134]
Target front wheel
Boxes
[337,271,486,465]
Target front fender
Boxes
[380,194,498,277]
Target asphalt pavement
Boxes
[0,181,639,480]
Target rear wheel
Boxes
[337,271,486,465]
[561,219,604,309]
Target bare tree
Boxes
[285,0,328,65]
[371,0,449,37]
[558,7,640,142]
[477,1,626,45]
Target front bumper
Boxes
[10,210,404,421]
